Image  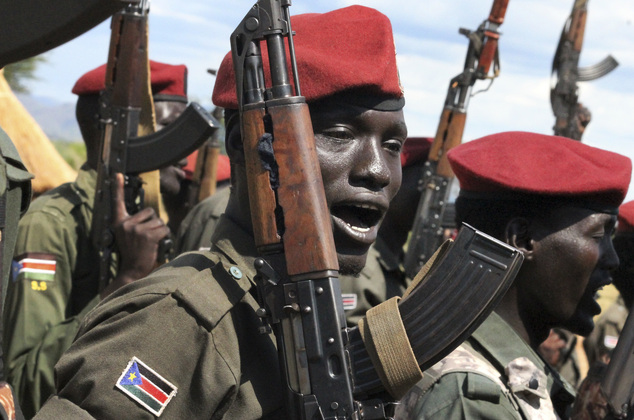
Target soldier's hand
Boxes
[538,329,566,366]
[100,173,170,299]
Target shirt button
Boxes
[229,266,243,280]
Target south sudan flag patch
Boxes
[13,253,57,282]
[116,357,177,416]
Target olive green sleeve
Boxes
[406,372,521,420]
[2,210,91,418]
[33,290,237,419]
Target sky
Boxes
[24,0,634,200]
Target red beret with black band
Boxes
[212,5,404,111]
[72,60,188,103]
[448,131,632,214]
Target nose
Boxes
[351,138,391,191]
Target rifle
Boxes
[232,1,523,418]
[91,0,219,292]
[600,300,634,419]
[188,135,222,208]
[572,302,634,420]
[551,0,618,141]
[403,0,510,279]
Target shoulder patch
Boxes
[13,253,56,284]
[116,357,177,417]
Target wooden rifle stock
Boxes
[192,143,220,203]
[477,0,509,76]
[92,2,150,291]
[429,109,467,178]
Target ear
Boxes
[505,217,536,260]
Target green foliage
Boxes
[52,141,86,170]
[4,56,46,93]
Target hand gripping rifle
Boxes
[572,302,634,420]
[91,0,219,292]
[551,0,618,141]
[403,0,510,279]
[232,1,523,418]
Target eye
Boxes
[383,139,403,154]
[321,128,355,142]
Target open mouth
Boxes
[331,203,383,234]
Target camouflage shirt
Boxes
[396,312,576,419]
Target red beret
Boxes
[183,151,231,183]
[401,137,433,167]
[617,201,634,233]
[72,60,188,102]
[448,131,632,212]
[212,5,404,110]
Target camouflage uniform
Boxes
[396,312,576,419]
[2,166,111,417]
[33,215,285,419]
[583,295,628,367]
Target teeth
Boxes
[356,204,379,211]
[346,222,370,233]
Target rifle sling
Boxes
[358,297,423,400]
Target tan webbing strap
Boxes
[402,238,453,299]
[137,25,168,223]
[358,296,423,399]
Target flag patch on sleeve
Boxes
[342,293,358,310]
[116,357,177,417]
[13,254,57,282]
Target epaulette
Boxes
[167,251,254,331]
[26,183,82,217]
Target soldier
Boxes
[1,61,191,417]
[0,127,32,420]
[32,5,407,418]
[173,138,431,327]
[583,200,634,367]
[397,131,631,419]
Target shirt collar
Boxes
[74,165,97,204]
[210,214,260,286]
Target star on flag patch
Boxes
[116,357,177,416]
[12,253,56,282]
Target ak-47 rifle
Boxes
[91,0,218,292]
[551,0,618,141]
[232,1,524,418]
[403,0,510,279]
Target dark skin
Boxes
[225,102,407,275]
[495,206,619,349]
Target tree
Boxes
[3,55,46,93]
